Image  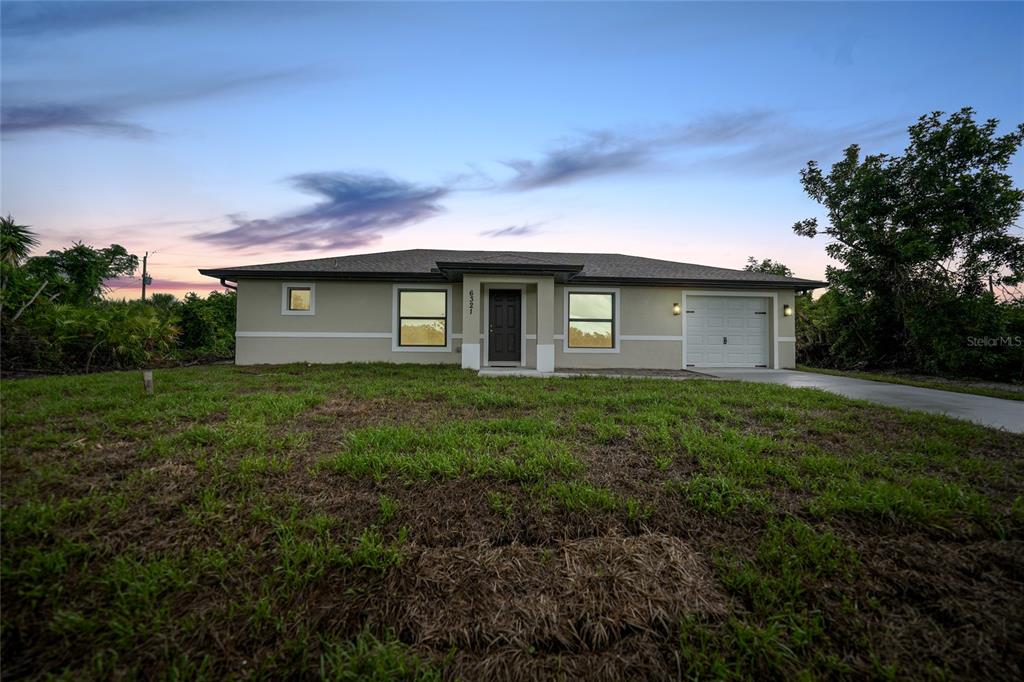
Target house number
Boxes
[468,289,475,315]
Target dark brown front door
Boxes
[488,289,521,362]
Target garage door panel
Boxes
[686,296,769,368]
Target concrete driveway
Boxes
[700,368,1024,434]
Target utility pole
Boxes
[141,251,149,301]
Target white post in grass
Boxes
[142,369,154,395]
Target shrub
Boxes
[178,291,236,359]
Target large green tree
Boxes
[25,242,139,305]
[793,108,1024,373]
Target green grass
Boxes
[319,631,446,681]
[797,364,1024,401]
[665,474,768,516]
[545,480,621,512]
[321,419,580,482]
[2,363,1022,679]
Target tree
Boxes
[25,242,139,305]
[149,293,178,310]
[0,215,39,266]
[744,256,794,277]
[793,108,1024,372]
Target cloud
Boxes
[1,104,153,138]
[194,172,449,251]
[480,222,546,238]
[0,2,215,37]
[682,119,905,175]
[501,111,905,189]
[502,130,653,190]
[1,70,312,138]
[501,112,778,190]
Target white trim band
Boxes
[237,331,391,339]
[621,335,684,342]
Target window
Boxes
[568,292,614,348]
[287,287,311,311]
[398,289,447,347]
[281,283,315,315]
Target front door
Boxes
[488,289,522,362]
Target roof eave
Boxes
[199,268,828,290]
[570,276,828,290]
[198,268,448,282]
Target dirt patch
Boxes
[845,532,1024,677]
[442,636,678,682]
[293,394,530,455]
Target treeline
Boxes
[1,219,235,373]
[783,108,1024,382]
[795,289,1024,381]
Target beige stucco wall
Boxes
[232,277,801,369]
[236,337,461,365]
[776,289,796,369]
[236,279,463,333]
[235,279,462,365]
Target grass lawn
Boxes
[2,364,1023,680]
[797,364,1024,402]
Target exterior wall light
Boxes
[783,304,793,317]
[672,302,681,316]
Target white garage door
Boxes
[686,296,769,368]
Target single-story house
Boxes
[199,249,826,372]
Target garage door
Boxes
[685,296,769,368]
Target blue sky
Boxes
[2,1,1022,296]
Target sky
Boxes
[2,1,1022,299]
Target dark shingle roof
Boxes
[199,249,826,289]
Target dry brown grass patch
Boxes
[371,533,731,679]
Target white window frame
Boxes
[281,282,316,316]
[392,283,454,353]
[563,286,620,354]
